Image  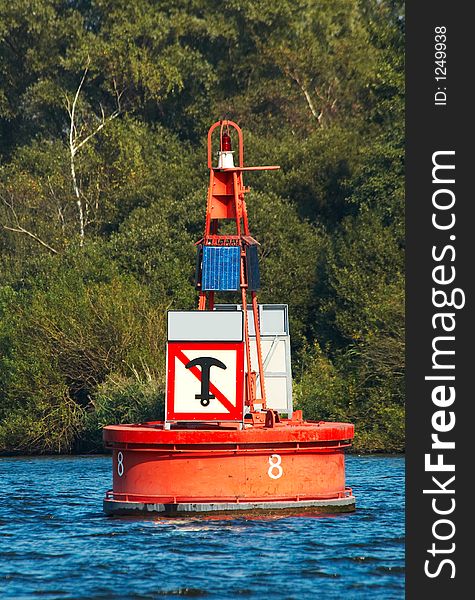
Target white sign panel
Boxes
[166,342,244,421]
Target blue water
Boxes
[0,455,404,599]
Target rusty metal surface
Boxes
[103,493,356,517]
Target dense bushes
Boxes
[0,255,167,453]
[295,344,404,453]
[0,0,404,453]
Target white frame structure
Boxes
[215,304,293,415]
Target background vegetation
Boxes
[0,0,404,453]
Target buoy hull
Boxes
[103,420,355,516]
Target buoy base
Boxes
[103,494,356,517]
[103,417,355,517]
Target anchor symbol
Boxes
[185,357,227,406]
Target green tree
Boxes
[0,0,405,454]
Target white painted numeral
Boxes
[117,451,124,477]
[268,454,283,479]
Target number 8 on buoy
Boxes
[268,454,283,479]
[117,451,124,477]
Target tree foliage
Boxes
[0,0,404,453]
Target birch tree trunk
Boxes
[66,62,121,246]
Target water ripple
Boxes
[0,454,404,599]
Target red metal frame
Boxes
[207,120,244,168]
[198,120,280,414]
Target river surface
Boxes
[0,454,404,599]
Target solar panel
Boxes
[245,244,260,291]
[201,246,241,291]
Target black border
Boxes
[406,2,472,596]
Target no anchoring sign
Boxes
[166,342,244,421]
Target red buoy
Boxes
[103,121,355,516]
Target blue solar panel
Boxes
[202,246,241,291]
